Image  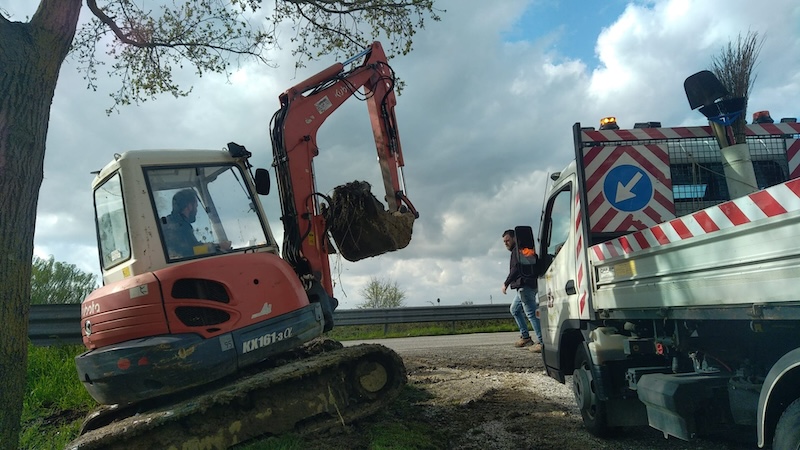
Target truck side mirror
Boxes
[255,168,270,195]
[514,225,537,278]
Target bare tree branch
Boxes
[293,2,363,50]
[86,0,146,47]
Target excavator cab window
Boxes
[145,164,271,262]
[94,173,131,270]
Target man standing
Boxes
[501,229,543,353]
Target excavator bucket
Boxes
[325,181,415,261]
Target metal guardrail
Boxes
[28,303,512,346]
[29,304,87,346]
[334,304,511,325]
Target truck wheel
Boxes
[572,345,610,437]
[773,397,800,450]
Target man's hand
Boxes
[501,284,507,295]
[211,240,232,253]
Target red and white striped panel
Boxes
[583,126,712,142]
[582,122,800,143]
[574,189,590,319]
[787,138,800,180]
[747,122,800,136]
[583,144,675,233]
[591,178,800,261]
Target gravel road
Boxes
[340,332,757,450]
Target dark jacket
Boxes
[163,211,201,258]
[504,244,537,290]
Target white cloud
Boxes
[13,0,799,308]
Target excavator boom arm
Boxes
[271,41,417,294]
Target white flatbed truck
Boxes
[538,118,800,449]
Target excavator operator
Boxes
[162,189,231,258]
[163,189,203,258]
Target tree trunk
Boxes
[0,1,81,448]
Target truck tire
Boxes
[773,397,800,450]
[572,345,610,437]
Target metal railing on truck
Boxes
[28,303,513,346]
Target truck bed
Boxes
[588,178,800,315]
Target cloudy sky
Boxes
[6,0,800,309]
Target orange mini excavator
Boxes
[70,41,418,449]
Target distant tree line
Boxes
[30,256,96,305]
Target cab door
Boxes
[538,175,583,376]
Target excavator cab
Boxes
[91,150,276,284]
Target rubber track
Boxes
[67,344,406,449]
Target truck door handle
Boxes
[565,280,576,295]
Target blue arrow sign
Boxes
[603,165,653,212]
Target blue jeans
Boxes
[511,286,542,343]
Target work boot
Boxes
[515,337,533,347]
[529,343,543,353]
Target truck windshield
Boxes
[145,164,270,261]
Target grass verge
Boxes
[21,343,95,450]
[326,319,516,341]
